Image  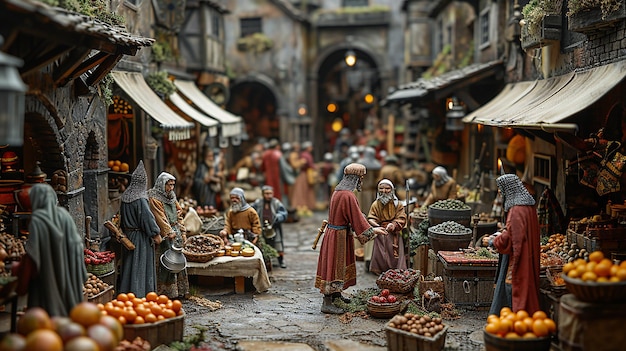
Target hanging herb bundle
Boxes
[146,71,176,97]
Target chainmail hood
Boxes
[432,166,451,187]
[121,160,148,203]
[147,172,177,205]
[230,187,251,211]
[497,174,535,212]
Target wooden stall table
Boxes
[186,242,271,294]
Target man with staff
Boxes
[252,185,288,268]
[314,163,388,314]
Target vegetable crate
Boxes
[438,251,497,308]
[385,325,448,351]
[87,285,114,305]
[123,311,184,347]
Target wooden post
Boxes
[235,276,246,294]
[387,114,395,154]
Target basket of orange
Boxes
[561,250,626,303]
[483,307,556,351]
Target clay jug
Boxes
[14,162,46,212]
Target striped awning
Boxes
[173,80,242,138]
[111,71,193,141]
[168,92,219,137]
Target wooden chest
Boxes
[438,251,497,308]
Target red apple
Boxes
[371,296,381,303]
[379,296,388,303]
[388,295,397,303]
[381,289,390,297]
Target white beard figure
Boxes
[378,192,394,206]
[231,202,243,213]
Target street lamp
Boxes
[0,36,27,146]
[345,49,356,67]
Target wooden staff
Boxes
[311,220,328,250]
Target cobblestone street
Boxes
[178,210,490,351]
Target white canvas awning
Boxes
[111,71,193,140]
[168,92,219,137]
[464,60,626,132]
[173,80,242,137]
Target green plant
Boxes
[151,41,174,64]
[169,325,208,351]
[98,73,114,107]
[236,33,274,54]
[567,0,624,18]
[258,236,279,262]
[522,0,563,36]
[42,0,125,25]
[146,71,176,96]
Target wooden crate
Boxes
[583,227,626,257]
[87,286,114,305]
[123,311,184,348]
[385,324,448,351]
[438,253,497,308]
[427,249,444,277]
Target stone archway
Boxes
[227,74,281,159]
[308,41,390,160]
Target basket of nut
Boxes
[386,313,448,351]
[183,234,224,263]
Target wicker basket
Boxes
[546,266,566,290]
[86,261,114,276]
[376,269,420,294]
[366,300,402,319]
[183,234,224,263]
[562,274,626,303]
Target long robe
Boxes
[291,150,317,211]
[493,205,541,313]
[367,200,407,275]
[119,198,160,298]
[149,198,189,299]
[24,183,87,316]
[315,190,376,295]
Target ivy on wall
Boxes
[567,0,624,18]
[40,0,125,25]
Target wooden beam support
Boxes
[53,48,92,86]
[85,54,123,87]
[21,45,72,76]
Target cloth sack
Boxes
[597,142,626,196]
[183,207,203,235]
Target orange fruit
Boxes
[505,332,521,339]
[515,310,529,321]
[117,316,127,325]
[17,307,53,336]
[171,300,182,313]
[162,309,176,319]
[107,160,115,168]
[616,268,626,281]
[116,293,129,302]
[532,319,549,337]
[134,316,145,325]
[122,309,137,324]
[620,260,626,269]
[24,329,62,351]
[0,333,26,351]
[114,160,121,166]
[581,271,598,282]
[127,292,136,300]
[543,318,557,334]
[487,314,499,324]
[611,265,620,277]
[499,307,512,318]
[70,302,102,328]
[514,320,528,335]
[589,251,605,263]
[523,317,534,330]
[146,292,158,302]
[485,321,500,335]
[522,332,537,338]
[562,262,575,274]
[120,163,130,172]
[594,260,613,277]
[144,314,157,323]
[149,304,162,317]
[98,315,123,344]
[532,310,547,320]
[157,295,169,305]
[567,269,581,279]
[87,324,117,351]
[500,318,513,334]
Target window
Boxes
[479,7,490,47]
[533,154,554,186]
[240,17,262,37]
[343,0,368,6]
[211,13,221,37]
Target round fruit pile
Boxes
[84,273,111,299]
[99,292,183,325]
[562,250,626,282]
[485,307,556,339]
[368,288,398,304]
[0,301,147,351]
[387,313,445,338]
[108,160,130,173]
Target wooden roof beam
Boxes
[85,53,123,87]
[52,48,92,86]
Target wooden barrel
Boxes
[428,226,472,253]
[428,207,471,227]
[559,293,626,351]
[483,330,551,351]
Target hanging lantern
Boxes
[0,36,27,146]
[445,97,465,131]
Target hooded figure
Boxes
[17,183,87,316]
[367,179,408,275]
[488,174,540,314]
[219,187,261,245]
[422,166,457,207]
[119,161,161,298]
[251,185,289,268]
[315,163,388,314]
[148,172,189,299]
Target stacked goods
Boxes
[428,199,472,227]
[385,313,448,351]
[108,160,130,173]
[366,289,402,318]
[183,234,224,262]
[84,273,112,300]
[376,268,421,294]
[427,221,472,253]
[0,232,25,260]
[84,249,115,275]
[561,250,626,302]
[0,301,150,351]
[483,308,556,351]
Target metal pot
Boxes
[160,245,187,273]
